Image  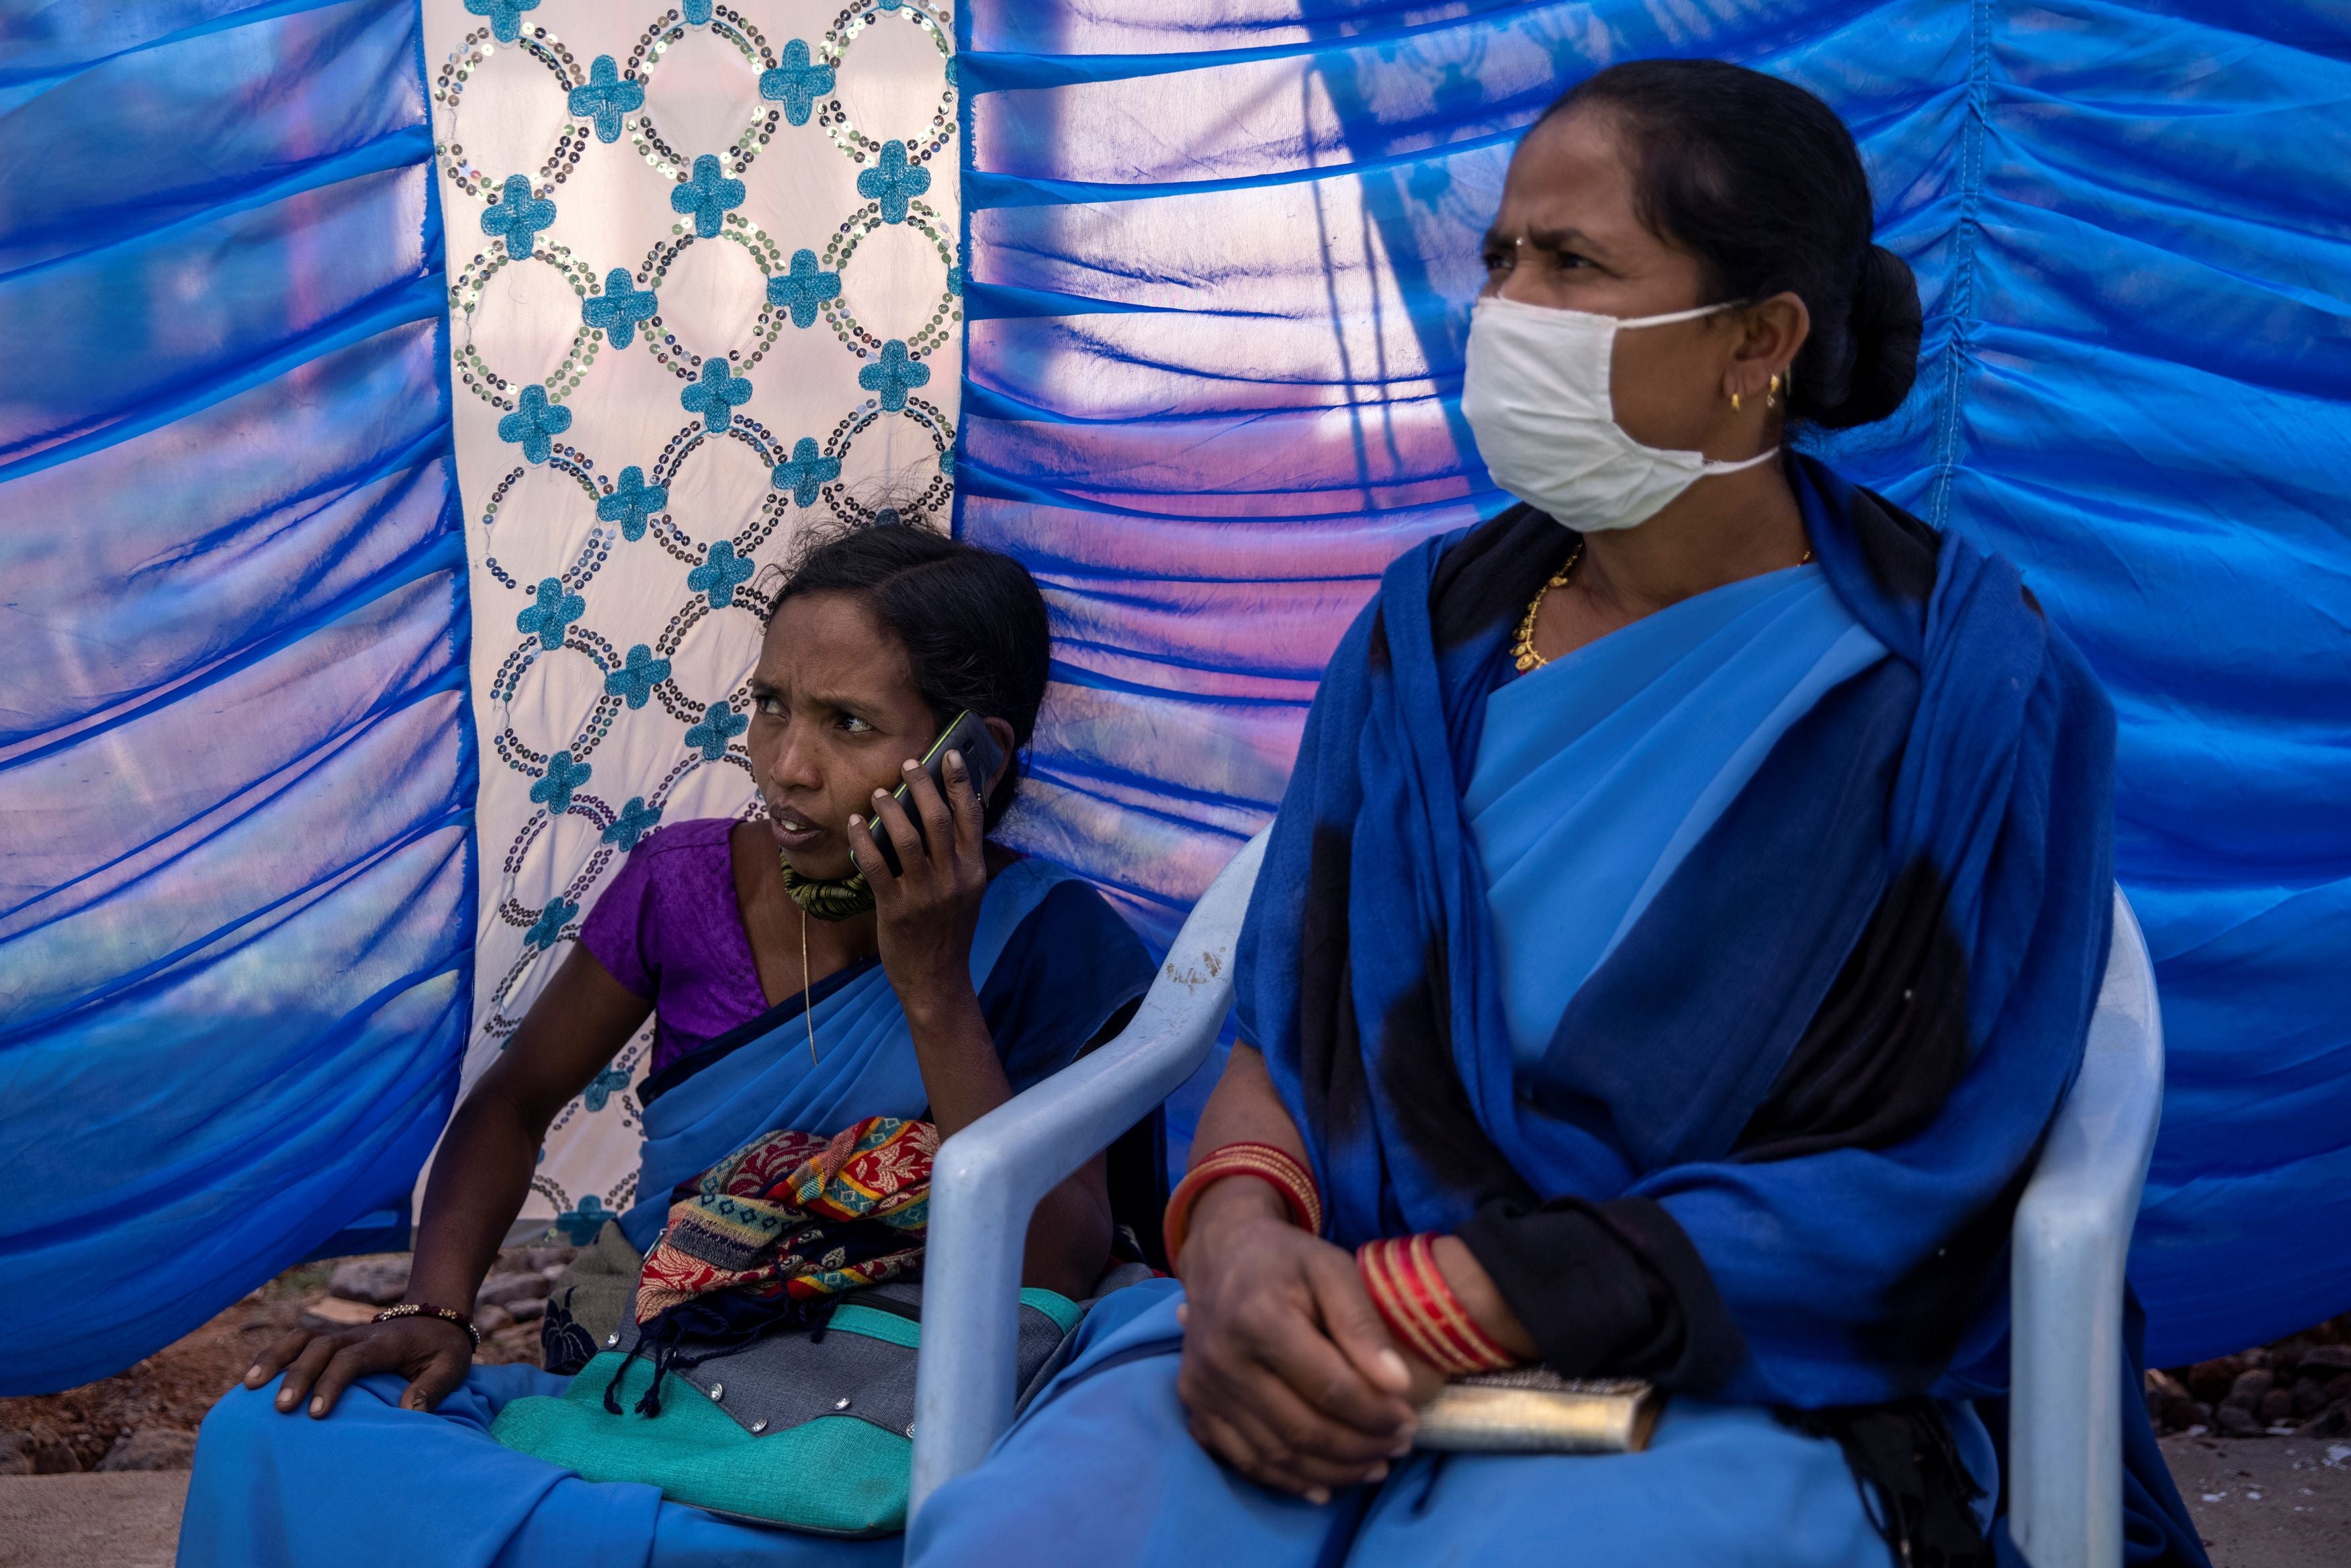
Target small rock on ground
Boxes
[0,1433,87,1476]
[95,1430,195,1473]
[326,1254,410,1307]
[2160,1313,2351,1442]
[477,1271,552,1309]
[298,1297,378,1332]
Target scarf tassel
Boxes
[1783,1399,1992,1567]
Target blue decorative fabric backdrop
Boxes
[0,0,469,1392]
[958,1,2351,1365]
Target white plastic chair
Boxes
[2010,888,2165,1568]
[909,835,2163,1568]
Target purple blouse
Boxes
[580,818,772,1076]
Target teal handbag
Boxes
[491,1278,1085,1537]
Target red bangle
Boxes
[375,1301,482,1353]
[1356,1234,1516,1375]
[1163,1142,1322,1263]
[1357,1235,1458,1369]
[1403,1233,1516,1370]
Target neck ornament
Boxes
[780,856,873,921]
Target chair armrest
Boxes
[907,830,1270,1520]
[2009,888,2164,1568]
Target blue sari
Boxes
[179,858,1152,1568]
[622,856,1099,1251]
[908,460,2199,1567]
[1464,561,1888,1070]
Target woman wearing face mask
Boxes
[179,522,1157,1566]
[906,59,2205,1568]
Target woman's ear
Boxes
[980,716,1018,798]
[1728,289,1811,403]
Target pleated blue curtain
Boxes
[958,1,2351,1364]
[0,0,468,1391]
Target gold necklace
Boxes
[798,902,818,1066]
[781,849,872,1064]
[1510,541,1584,673]
[1511,539,1816,674]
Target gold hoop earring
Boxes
[1767,372,1783,409]
[1730,389,1743,413]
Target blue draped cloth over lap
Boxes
[907,1279,1992,1568]
[181,1366,894,1568]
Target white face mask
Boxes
[1460,293,1779,533]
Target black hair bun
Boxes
[1812,244,1922,430]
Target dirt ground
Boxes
[0,1473,185,1568]
[2162,1434,2351,1568]
[0,1264,330,1476]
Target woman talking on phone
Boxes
[906,59,2205,1568]
[179,522,1156,1565]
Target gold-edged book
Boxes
[1413,1369,1664,1454]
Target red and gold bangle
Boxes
[1384,1234,1490,1369]
[1403,1233,1518,1370]
[1356,1235,1460,1368]
[374,1301,481,1352]
[1163,1142,1323,1262]
[1356,1234,1517,1375]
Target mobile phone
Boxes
[872,709,1005,876]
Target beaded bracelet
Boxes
[1356,1234,1517,1375]
[374,1301,482,1353]
[1162,1142,1323,1263]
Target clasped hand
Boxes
[1174,1194,1443,1502]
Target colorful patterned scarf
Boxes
[609,1115,936,1414]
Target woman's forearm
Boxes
[405,1085,550,1318]
[403,946,652,1318]
[1176,1044,1313,1276]
[903,984,1110,1297]
[1023,1154,1112,1299]
[1188,1042,1309,1162]
[899,984,1012,1140]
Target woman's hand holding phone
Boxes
[850,746,989,1019]
[869,711,1001,876]
[846,721,1109,1294]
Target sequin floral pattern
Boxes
[423,0,964,1236]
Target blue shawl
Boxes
[1237,455,2115,1410]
